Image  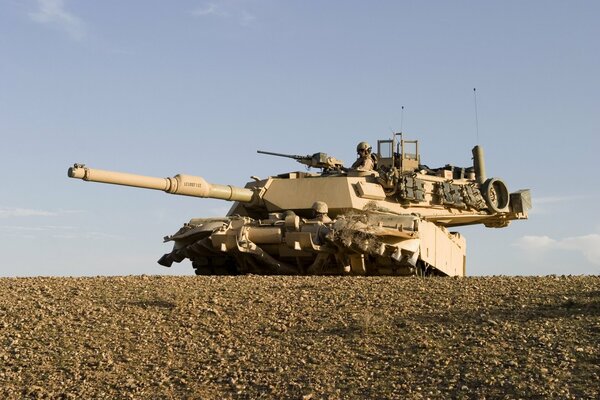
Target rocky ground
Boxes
[0,275,598,399]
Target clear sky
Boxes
[1,0,599,277]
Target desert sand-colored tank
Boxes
[68,133,530,276]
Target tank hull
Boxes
[158,211,466,277]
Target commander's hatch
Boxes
[377,133,420,172]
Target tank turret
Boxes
[68,133,531,277]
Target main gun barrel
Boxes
[68,164,255,203]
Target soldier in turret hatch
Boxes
[351,141,375,171]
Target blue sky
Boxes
[1,0,599,276]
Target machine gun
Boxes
[257,150,344,171]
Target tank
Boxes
[67,133,531,276]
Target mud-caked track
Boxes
[1,275,598,399]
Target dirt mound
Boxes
[1,275,598,399]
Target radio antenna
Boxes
[400,106,405,134]
[473,88,480,144]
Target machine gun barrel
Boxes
[256,150,305,160]
[68,164,255,203]
[257,150,344,170]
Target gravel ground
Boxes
[1,275,598,399]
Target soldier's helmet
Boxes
[312,201,329,215]
[356,141,371,153]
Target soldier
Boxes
[311,201,332,223]
[351,141,375,171]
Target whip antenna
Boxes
[473,88,479,144]
[400,106,405,134]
